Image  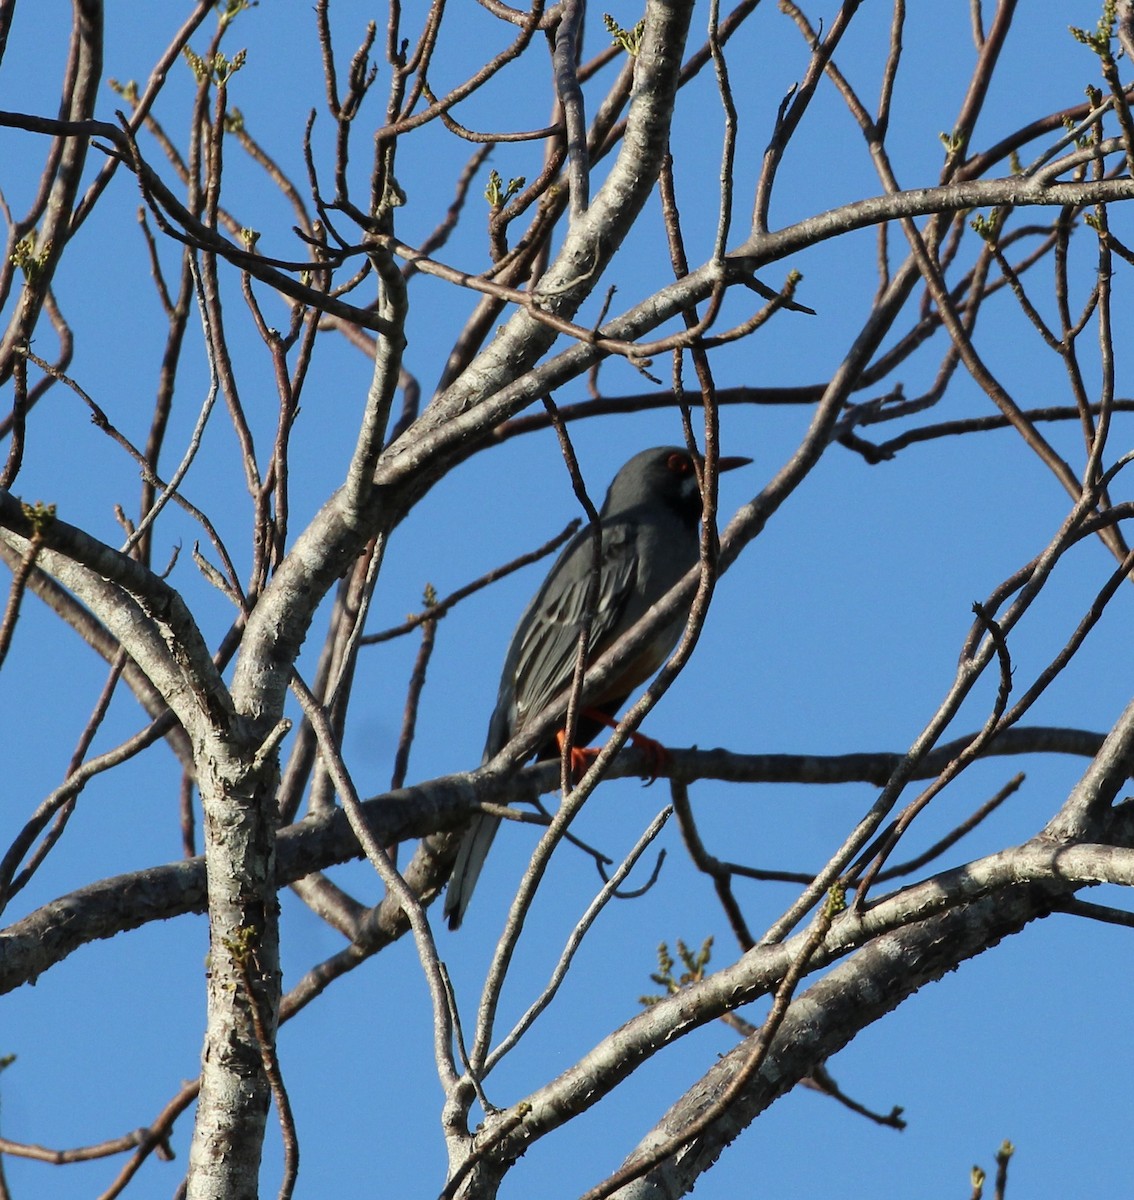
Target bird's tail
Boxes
[443,812,501,930]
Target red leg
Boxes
[555,709,670,784]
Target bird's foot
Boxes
[556,711,670,785]
[558,741,601,785]
[624,727,670,785]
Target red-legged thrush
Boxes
[445,445,751,929]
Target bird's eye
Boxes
[666,452,692,475]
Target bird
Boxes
[444,445,751,930]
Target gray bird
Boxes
[444,445,751,930]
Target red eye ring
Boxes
[666,452,693,475]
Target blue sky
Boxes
[0,2,1132,1197]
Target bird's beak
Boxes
[716,455,753,473]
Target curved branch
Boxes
[0,494,228,733]
[476,834,1134,1181]
[395,0,698,444]
[0,1,101,380]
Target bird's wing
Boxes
[448,523,643,926]
[450,523,638,930]
[508,521,638,732]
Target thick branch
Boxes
[0,730,1112,996]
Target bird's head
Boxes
[600,445,751,522]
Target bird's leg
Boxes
[556,709,670,785]
[553,732,600,785]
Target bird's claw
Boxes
[626,729,669,785]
